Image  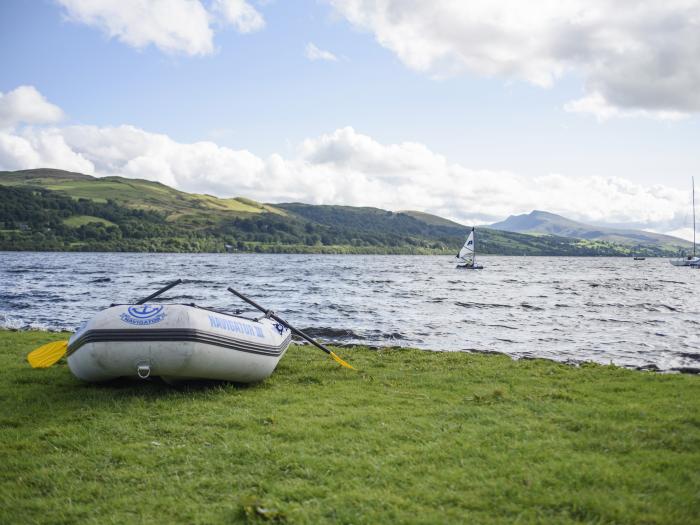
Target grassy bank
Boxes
[1,330,699,524]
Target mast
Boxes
[693,176,696,258]
[473,227,476,266]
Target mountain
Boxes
[0,169,684,256]
[489,210,690,251]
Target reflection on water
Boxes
[1,252,699,371]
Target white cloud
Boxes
[305,42,338,62]
[0,86,64,129]
[664,227,695,243]
[326,0,700,118]
[0,86,691,236]
[1,123,689,233]
[57,0,265,56]
[0,128,93,173]
[564,92,687,121]
[213,0,265,33]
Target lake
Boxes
[1,252,698,371]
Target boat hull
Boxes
[67,304,291,383]
[670,257,700,266]
[456,264,484,270]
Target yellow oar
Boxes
[329,351,355,370]
[27,340,69,368]
[228,287,356,370]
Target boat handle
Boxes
[136,363,151,379]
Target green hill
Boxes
[0,169,285,226]
[0,169,684,256]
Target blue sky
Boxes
[1,0,698,236]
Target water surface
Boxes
[1,252,698,370]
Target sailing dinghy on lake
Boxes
[456,227,484,270]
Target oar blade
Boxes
[330,351,355,370]
[27,340,68,368]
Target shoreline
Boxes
[2,328,697,375]
[0,249,672,257]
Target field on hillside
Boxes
[2,330,699,524]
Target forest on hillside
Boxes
[0,186,453,253]
[0,185,678,256]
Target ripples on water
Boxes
[1,252,698,371]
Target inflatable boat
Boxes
[27,280,353,382]
[67,303,291,383]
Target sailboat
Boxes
[456,227,484,270]
[670,177,699,267]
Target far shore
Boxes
[0,249,672,257]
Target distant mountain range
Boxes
[489,210,690,249]
[0,169,690,256]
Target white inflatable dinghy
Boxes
[67,303,292,383]
[26,280,353,383]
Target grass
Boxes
[62,215,117,228]
[0,171,282,224]
[42,177,280,221]
[1,330,699,524]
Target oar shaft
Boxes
[136,279,183,305]
[227,287,332,355]
[226,287,268,316]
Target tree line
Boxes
[0,186,677,256]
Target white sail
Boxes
[458,229,475,263]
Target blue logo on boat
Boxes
[120,305,166,325]
[467,240,473,246]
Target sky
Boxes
[0,0,699,239]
